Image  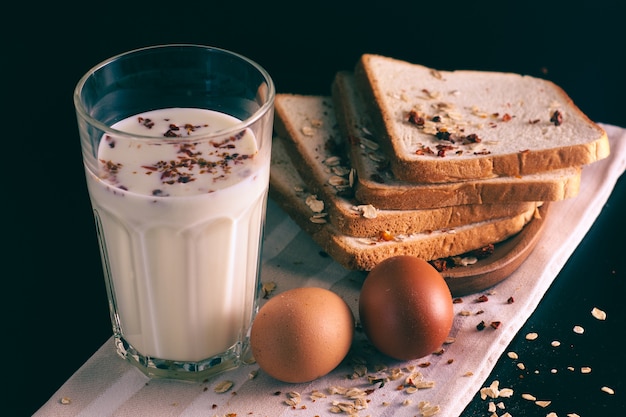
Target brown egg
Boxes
[250,287,354,383]
[358,256,454,360]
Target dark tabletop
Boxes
[7,1,625,416]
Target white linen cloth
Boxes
[36,124,626,417]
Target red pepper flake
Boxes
[502,113,512,122]
[436,143,455,157]
[476,295,489,303]
[463,133,481,144]
[138,117,155,129]
[550,110,563,126]
[407,110,425,126]
[415,145,435,155]
[476,320,486,331]
[507,296,515,304]
[490,321,502,329]
[104,135,116,148]
[529,119,540,124]
[447,358,455,364]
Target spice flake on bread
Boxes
[354,54,610,184]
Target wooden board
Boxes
[442,203,550,297]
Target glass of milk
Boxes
[74,44,275,380]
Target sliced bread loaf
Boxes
[353,54,610,183]
[270,136,543,271]
[274,92,580,211]
[331,71,583,209]
[272,133,539,237]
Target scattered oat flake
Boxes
[60,397,71,405]
[581,366,592,374]
[591,307,607,320]
[261,281,277,298]
[567,414,581,417]
[301,126,315,136]
[507,351,518,360]
[499,388,514,398]
[214,380,234,393]
[284,391,301,406]
[573,325,585,334]
[535,400,551,407]
[551,340,561,347]
[517,363,526,370]
[546,413,558,417]
[525,332,539,340]
[305,195,324,212]
[521,393,537,401]
[480,380,514,400]
[418,401,441,417]
[601,386,615,395]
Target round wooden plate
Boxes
[442,203,551,297]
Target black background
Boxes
[6,1,625,416]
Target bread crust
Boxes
[354,54,610,184]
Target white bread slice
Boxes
[272,133,539,237]
[354,54,610,184]
[274,93,580,211]
[269,136,542,271]
[331,72,583,209]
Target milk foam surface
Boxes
[85,108,268,362]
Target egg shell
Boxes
[250,287,354,383]
[358,256,454,361]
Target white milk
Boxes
[85,108,269,362]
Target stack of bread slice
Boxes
[269,54,610,275]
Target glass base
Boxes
[114,335,249,381]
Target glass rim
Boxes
[73,43,275,141]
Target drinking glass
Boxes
[74,44,275,380]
